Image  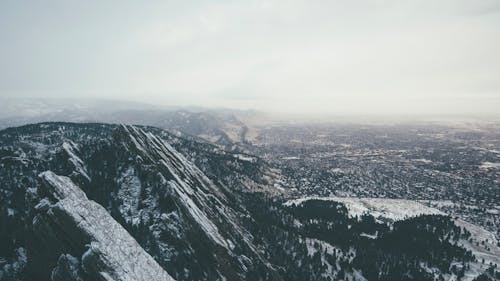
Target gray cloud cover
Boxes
[1,0,499,115]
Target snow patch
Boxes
[285,196,444,221]
[116,166,142,222]
[168,180,229,249]
[480,162,500,169]
[62,141,90,181]
[234,154,256,162]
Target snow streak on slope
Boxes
[285,196,444,221]
[116,166,142,222]
[112,124,282,280]
[455,219,500,269]
[62,141,90,181]
[118,124,229,249]
[36,171,176,281]
[168,179,229,249]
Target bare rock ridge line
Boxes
[116,124,234,249]
[34,170,176,281]
[116,124,229,248]
[111,124,279,280]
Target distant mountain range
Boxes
[0,98,265,145]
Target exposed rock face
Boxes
[34,171,176,281]
[0,123,277,281]
[116,125,230,248]
[110,125,278,280]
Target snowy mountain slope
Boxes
[455,219,500,277]
[111,125,277,280]
[0,122,280,281]
[284,196,499,280]
[34,171,176,281]
[285,197,499,261]
[246,195,486,281]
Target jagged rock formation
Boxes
[109,125,278,280]
[0,122,279,281]
[33,171,176,281]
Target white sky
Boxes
[1,0,499,115]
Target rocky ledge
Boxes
[33,171,176,281]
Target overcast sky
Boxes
[1,0,499,115]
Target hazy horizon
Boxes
[1,0,499,115]
[1,97,499,125]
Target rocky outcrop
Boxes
[112,125,279,280]
[34,171,176,281]
[0,122,278,281]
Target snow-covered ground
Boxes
[286,196,500,280]
[455,219,500,267]
[285,196,444,221]
[480,161,500,169]
[301,237,366,281]
[234,153,257,162]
